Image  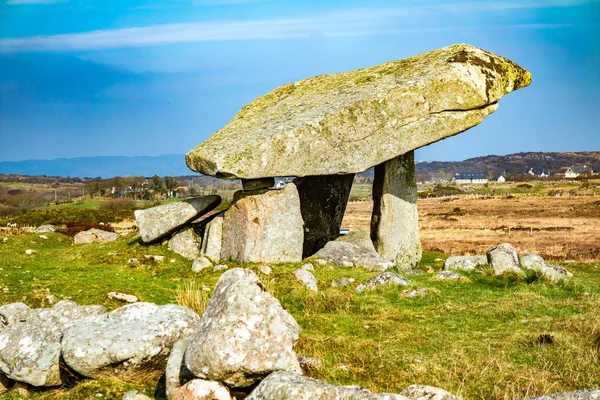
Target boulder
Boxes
[62,302,200,379]
[201,213,224,263]
[522,390,600,400]
[169,228,202,260]
[74,228,118,244]
[246,371,408,399]
[401,385,462,400]
[186,44,531,179]
[371,151,422,269]
[192,256,213,273]
[184,269,302,388]
[486,243,524,276]
[313,230,393,271]
[356,272,410,293]
[444,255,488,271]
[108,292,138,303]
[293,174,354,258]
[519,254,573,282]
[294,269,318,292]
[134,196,221,243]
[165,337,194,400]
[0,301,105,387]
[220,184,304,263]
[173,379,232,400]
[35,225,56,233]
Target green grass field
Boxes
[0,232,599,399]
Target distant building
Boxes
[452,172,488,184]
[173,186,189,198]
[565,165,594,179]
[492,174,506,183]
[526,168,548,177]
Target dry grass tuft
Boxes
[174,279,211,316]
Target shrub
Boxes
[99,198,137,211]
[0,205,23,220]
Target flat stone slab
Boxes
[135,196,221,243]
[186,44,531,179]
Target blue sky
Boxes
[0,0,598,163]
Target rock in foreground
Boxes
[184,269,302,388]
[135,196,221,243]
[186,44,531,179]
[356,272,410,293]
[314,230,393,271]
[487,243,524,276]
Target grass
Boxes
[0,233,599,399]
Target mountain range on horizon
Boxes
[0,152,599,179]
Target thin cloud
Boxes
[0,0,595,52]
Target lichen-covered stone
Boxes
[168,228,201,260]
[173,379,232,400]
[313,230,393,271]
[294,268,318,292]
[331,277,355,287]
[220,184,303,263]
[34,225,56,233]
[192,256,213,273]
[184,269,302,388]
[74,228,118,244]
[135,196,221,243]
[371,151,421,269]
[355,272,410,293]
[62,303,200,379]
[519,254,573,282]
[486,243,524,276]
[294,174,354,258]
[201,213,224,263]
[246,371,408,400]
[444,255,488,271]
[435,271,462,280]
[401,384,462,400]
[186,44,531,179]
[522,390,600,400]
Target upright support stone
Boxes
[201,213,224,263]
[371,151,422,269]
[220,183,304,263]
[293,174,354,258]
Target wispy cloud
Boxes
[0,0,595,52]
[6,0,67,4]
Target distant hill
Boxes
[0,155,191,178]
[0,151,598,179]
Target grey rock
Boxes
[172,379,232,400]
[402,287,430,298]
[331,277,355,287]
[184,269,301,388]
[34,225,56,233]
[519,254,573,282]
[246,371,408,400]
[403,269,425,276]
[444,255,488,271]
[108,292,138,303]
[486,243,524,276]
[73,228,119,244]
[522,390,600,400]
[169,228,201,260]
[313,230,393,271]
[243,178,275,191]
[213,264,228,272]
[301,263,314,271]
[356,272,410,293]
[192,256,213,273]
[165,337,194,400]
[220,184,303,264]
[186,44,531,179]
[436,271,462,280]
[258,265,272,275]
[401,384,462,400]
[294,174,354,258]
[62,302,200,379]
[135,196,221,243]
[123,390,152,400]
[371,151,422,269]
[297,356,322,373]
[201,213,224,263]
[294,269,318,292]
[0,301,105,387]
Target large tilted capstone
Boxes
[186,43,531,179]
[184,43,531,265]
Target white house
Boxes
[565,165,594,179]
[492,174,506,183]
[452,172,488,184]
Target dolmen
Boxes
[176,44,530,269]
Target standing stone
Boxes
[184,269,302,388]
[293,174,354,258]
[201,214,224,263]
[486,243,524,276]
[220,184,304,263]
[169,228,201,260]
[135,196,221,243]
[371,151,422,269]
